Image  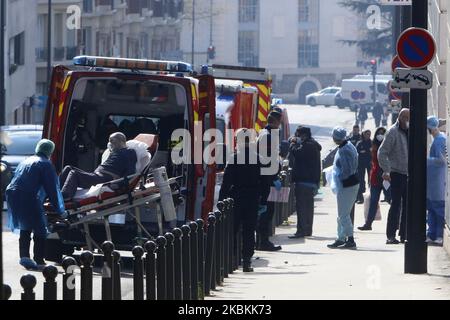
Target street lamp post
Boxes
[405,0,428,275]
[207,0,213,64]
[191,0,196,65]
[47,0,52,90]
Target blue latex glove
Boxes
[258,205,268,215]
[274,179,282,191]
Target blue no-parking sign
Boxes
[396,28,436,69]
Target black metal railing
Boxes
[8,199,240,301]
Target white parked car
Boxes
[306,87,341,107]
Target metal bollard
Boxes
[80,251,94,300]
[144,241,157,300]
[62,257,77,300]
[227,198,235,274]
[101,241,115,300]
[196,219,205,300]
[181,224,191,300]
[204,214,216,295]
[3,284,12,300]
[164,232,175,300]
[219,208,225,282]
[112,251,122,300]
[156,236,167,300]
[132,246,145,300]
[20,274,37,300]
[225,200,232,277]
[214,210,223,286]
[43,265,58,300]
[189,221,199,300]
[172,228,183,300]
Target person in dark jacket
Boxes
[358,127,387,231]
[256,112,283,252]
[373,102,384,128]
[358,105,369,130]
[6,139,66,270]
[288,126,322,238]
[219,129,266,272]
[60,132,137,200]
[356,130,372,203]
[348,125,361,146]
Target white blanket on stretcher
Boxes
[73,140,152,201]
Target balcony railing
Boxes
[36,47,78,62]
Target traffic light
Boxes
[370,59,377,75]
[207,46,216,60]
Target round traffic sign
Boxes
[396,28,436,69]
[391,55,406,73]
[351,91,360,100]
[388,81,403,100]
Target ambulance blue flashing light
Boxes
[73,56,193,73]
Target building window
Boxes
[238,31,259,67]
[9,32,25,74]
[298,30,319,68]
[83,0,94,13]
[239,0,259,23]
[298,0,309,22]
[82,27,92,55]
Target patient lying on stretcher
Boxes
[60,132,138,201]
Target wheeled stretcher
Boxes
[45,168,181,253]
[44,134,182,254]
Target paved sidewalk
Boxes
[207,188,450,300]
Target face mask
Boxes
[376,135,384,142]
[405,122,410,129]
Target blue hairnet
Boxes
[332,127,347,141]
[427,116,439,130]
[35,139,55,158]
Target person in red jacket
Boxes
[358,127,387,231]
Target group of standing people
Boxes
[355,102,387,131]
[340,108,447,246]
[4,106,447,273]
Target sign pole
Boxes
[404,0,428,274]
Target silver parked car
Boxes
[306,87,341,107]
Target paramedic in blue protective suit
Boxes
[60,132,137,200]
[328,127,360,250]
[6,139,66,270]
[426,116,447,246]
[219,129,266,272]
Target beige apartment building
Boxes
[80,0,183,61]
[2,0,37,124]
[181,0,389,103]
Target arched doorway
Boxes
[298,81,319,104]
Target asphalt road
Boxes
[283,104,358,159]
[1,104,363,300]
